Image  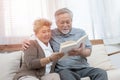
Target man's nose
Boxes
[63,23,68,27]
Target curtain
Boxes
[0,0,59,44]
[89,0,120,44]
[103,0,120,39]
[103,0,120,44]
[0,0,120,44]
[3,0,52,36]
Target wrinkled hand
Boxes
[22,39,31,50]
[49,52,64,61]
[68,43,85,56]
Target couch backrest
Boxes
[0,39,104,52]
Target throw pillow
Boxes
[0,51,23,80]
[87,44,115,70]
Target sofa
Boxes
[0,39,120,80]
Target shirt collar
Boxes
[35,36,51,50]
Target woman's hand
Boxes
[49,52,64,61]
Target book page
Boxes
[59,35,88,60]
[60,41,75,46]
[76,35,88,48]
[60,43,76,54]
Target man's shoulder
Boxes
[73,28,85,31]
[71,28,85,34]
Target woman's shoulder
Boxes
[28,40,39,48]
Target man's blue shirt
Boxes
[50,28,92,70]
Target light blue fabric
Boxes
[50,28,92,70]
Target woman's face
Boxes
[36,26,51,45]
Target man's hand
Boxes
[49,52,64,61]
[22,39,31,50]
[68,43,85,56]
[68,43,91,57]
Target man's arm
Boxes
[68,43,91,57]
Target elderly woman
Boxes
[13,19,64,80]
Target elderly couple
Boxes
[14,8,108,80]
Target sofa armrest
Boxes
[108,50,120,56]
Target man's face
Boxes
[36,26,51,45]
[56,13,72,34]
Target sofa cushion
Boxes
[107,69,120,80]
[109,53,120,68]
[87,44,115,70]
[0,51,23,80]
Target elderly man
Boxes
[51,8,108,80]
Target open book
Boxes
[59,35,88,60]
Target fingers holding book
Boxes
[49,52,64,61]
[68,43,85,56]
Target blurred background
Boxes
[0,0,120,44]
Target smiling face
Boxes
[36,26,51,45]
[56,13,72,34]
[55,8,73,35]
[33,19,52,46]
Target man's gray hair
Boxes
[55,8,73,19]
